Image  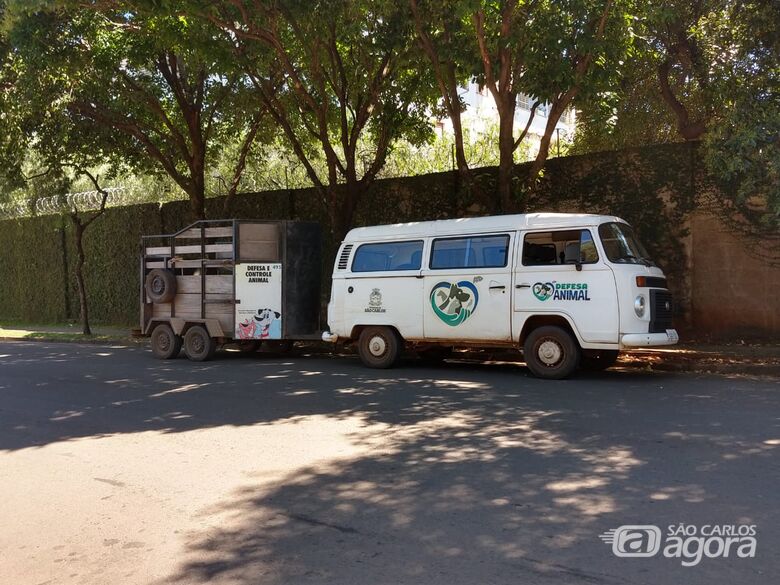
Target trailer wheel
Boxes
[145,269,177,304]
[358,326,402,369]
[150,323,182,360]
[184,325,217,362]
[581,350,619,371]
[523,325,580,379]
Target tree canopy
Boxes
[0,0,776,232]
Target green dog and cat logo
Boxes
[534,281,591,301]
[430,281,479,326]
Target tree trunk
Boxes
[189,180,206,220]
[330,181,364,244]
[451,109,492,213]
[657,60,708,142]
[497,105,517,213]
[527,100,569,188]
[70,218,91,336]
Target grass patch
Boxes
[0,326,141,345]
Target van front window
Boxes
[598,222,655,266]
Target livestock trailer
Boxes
[141,219,321,360]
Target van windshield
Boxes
[598,222,655,266]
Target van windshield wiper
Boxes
[613,253,638,263]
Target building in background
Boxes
[434,82,576,159]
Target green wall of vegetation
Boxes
[0,143,699,327]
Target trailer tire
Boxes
[581,350,619,371]
[145,269,177,304]
[184,325,217,362]
[358,326,402,369]
[150,323,182,359]
[523,325,580,379]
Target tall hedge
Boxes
[0,143,701,327]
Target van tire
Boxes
[581,350,619,371]
[523,325,580,379]
[184,325,217,362]
[358,327,402,369]
[145,269,177,304]
[150,323,182,359]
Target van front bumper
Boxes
[621,329,679,347]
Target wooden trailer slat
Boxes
[146,259,234,269]
[145,243,233,256]
[176,275,233,294]
[175,227,234,239]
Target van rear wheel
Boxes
[358,326,402,369]
[523,325,580,379]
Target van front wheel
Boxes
[523,326,580,379]
[358,327,402,369]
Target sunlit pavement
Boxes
[0,341,777,585]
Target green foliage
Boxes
[0,215,69,323]
[702,0,780,232]
[191,0,440,235]
[0,143,708,325]
[571,0,779,234]
[2,0,270,218]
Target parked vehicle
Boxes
[140,220,321,360]
[323,213,678,379]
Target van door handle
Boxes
[516,284,531,289]
[489,285,506,290]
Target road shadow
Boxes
[162,359,778,585]
[1,342,778,584]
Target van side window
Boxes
[430,235,510,269]
[522,230,599,266]
[351,240,424,272]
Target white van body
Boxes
[324,213,678,378]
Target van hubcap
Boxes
[538,339,563,366]
[368,335,387,357]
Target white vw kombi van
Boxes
[323,213,678,379]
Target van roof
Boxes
[343,213,625,242]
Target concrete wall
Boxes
[689,212,780,339]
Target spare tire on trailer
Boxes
[145,269,177,304]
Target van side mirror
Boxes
[564,242,582,271]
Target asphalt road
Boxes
[0,341,778,585]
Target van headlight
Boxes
[634,295,646,317]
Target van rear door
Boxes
[421,233,514,342]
